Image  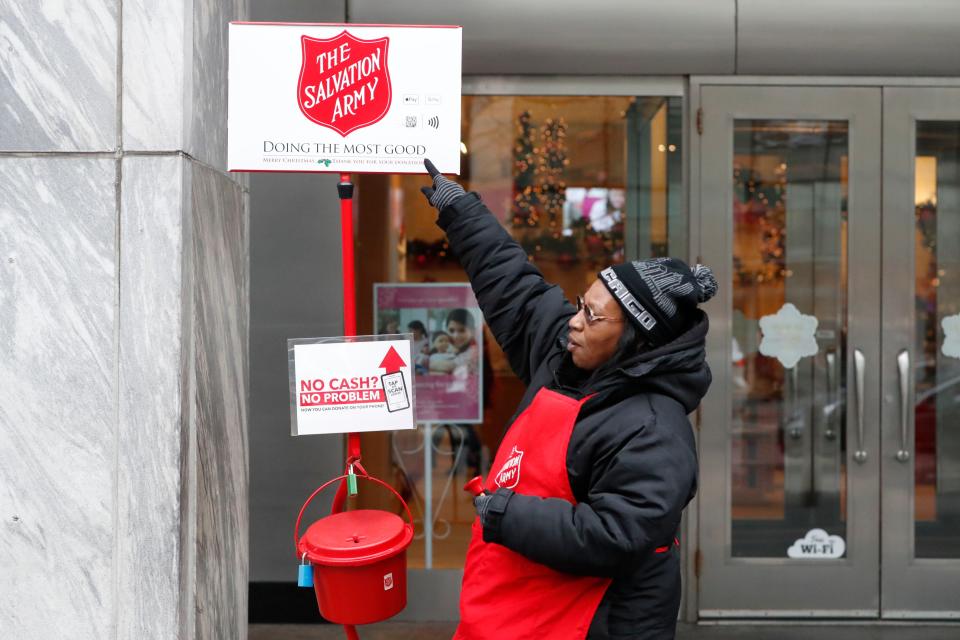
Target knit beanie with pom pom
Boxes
[599,257,718,346]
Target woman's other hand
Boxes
[474,492,493,527]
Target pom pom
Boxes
[693,264,718,303]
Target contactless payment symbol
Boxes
[495,445,524,489]
[379,346,410,413]
[298,30,392,136]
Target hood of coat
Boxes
[557,310,712,414]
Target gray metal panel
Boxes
[251,0,343,22]
[349,0,735,74]
[393,570,462,621]
[695,85,883,615]
[462,75,684,96]
[248,170,346,582]
[881,86,960,617]
[738,1,960,76]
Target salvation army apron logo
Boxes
[297,31,392,136]
[494,446,524,489]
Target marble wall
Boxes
[1,2,118,150]
[117,156,187,640]
[0,157,117,640]
[122,0,186,149]
[191,0,249,181]
[1,2,249,639]
[192,162,249,640]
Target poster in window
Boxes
[374,283,483,423]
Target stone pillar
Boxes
[0,2,249,639]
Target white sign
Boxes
[942,313,960,360]
[289,337,416,436]
[228,23,462,174]
[787,528,846,559]
[759,303,819,369]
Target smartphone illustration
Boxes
[381,371,410,413]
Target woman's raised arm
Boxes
[420,160,574,384]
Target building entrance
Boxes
[695,83,960,619]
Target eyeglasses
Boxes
[576,295,623,326]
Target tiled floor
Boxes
[250,622,960,640]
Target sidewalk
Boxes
[250,622,960,640]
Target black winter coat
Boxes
[439,192,710,639]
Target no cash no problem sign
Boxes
[290,338,415,436]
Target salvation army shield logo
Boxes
[298,31,392,137]
[494,445,524,489]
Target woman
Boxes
[408,320,429,354]
[408,320,430,374]
[420,160,716,640]
[430,308,480,376]
[380,317,400,335]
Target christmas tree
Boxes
[511,111,568,233]
[539,117,568,234]
[512,111,541,228]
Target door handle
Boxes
[853,349,868,463]
[787,367,803,439]
[825,350,837,440]
[897,349,911,463]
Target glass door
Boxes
[881,87,960,619]
[697,86,882,616]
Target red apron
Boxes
[454,388,612,640]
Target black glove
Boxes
[473,489,514,541]
[474,492,493,527]
[420,158,466,211]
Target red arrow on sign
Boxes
[379,346,407,374]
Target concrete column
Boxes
[0,2,250,639]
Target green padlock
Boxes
[347,465,358,496]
